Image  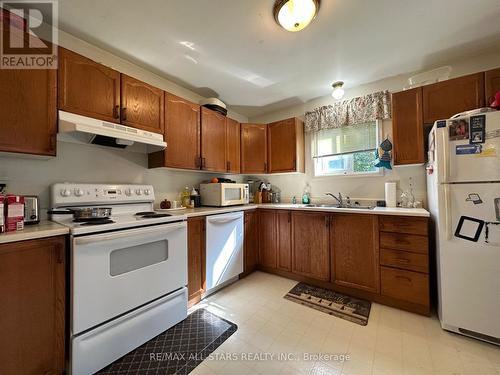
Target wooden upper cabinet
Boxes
[58,47,121,122]
[259,209,277,269]
[225,117,241,173]
[201,107,227,172]
[277,210,292,271]
[0,69,57,156]
[241,123,268,174]
[0,236,65,375]
[291,211,330,281]
[187,217,205,306]
[422,73,485,124]
[120,74,164,133]
[392,87,425,165]
[149,93,200,170]
[268,118,305,173]
[243,210,259,275]
[331,214,380,293]
[485,68,500,106]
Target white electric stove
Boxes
[50,183,188,375]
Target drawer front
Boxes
[380,232,428,254]
[380,249,428,273]
[379,216,428,235]
[381,267,429,306]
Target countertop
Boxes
[177,204,429,218]
[0,221,69,244]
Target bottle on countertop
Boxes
[181,186,191,208]
[301,184,311,204]
[190,188,201,208]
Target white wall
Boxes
[248,49,500,205]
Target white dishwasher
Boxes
[205,211,244,294]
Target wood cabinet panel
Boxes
[392,87,425,165]
[380,249,428,273]
[485,68,500,106]
[0,236,65,375]
[380,232,428,254]
[277,210,292,271]
[244,211,259,274]
[267,118,304,173]
[201,107,226,172]
[0,68,56,156]
[120,74,164,133]
[331,214,380,293]
[381,266,429,307]
[187,217,205,306]
[241,123,268,174]
[149,93,200,169]
[379,216,428,235]
[259,209,277,269]
[292,211,330,281]
[423,73,485,124]
[58,47,121,122]
[225,117,241,173]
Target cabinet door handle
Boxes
[288,212,291,223]
[227,161,231,172]
[264,162,267,172]
[395,258,410,263]
[113,105,120,119]
[56,244,64,264]
[122,107,127,121]
[201,157,206,169]
[396,275,412,282]
[325,216,329,227]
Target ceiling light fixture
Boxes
[331,81,345,100]
[273,0,320,32]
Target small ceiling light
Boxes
[331,81,345,100]
[273,0,320,32]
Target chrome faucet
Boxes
[326,192,343,207]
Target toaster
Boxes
[24,196,40,225]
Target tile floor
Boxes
[189,271,500,375]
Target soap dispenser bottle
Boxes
[302,184,311,204]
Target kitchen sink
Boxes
[303,204,375,210]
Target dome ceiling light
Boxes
[331,81,345,100]
[273,0,321,32]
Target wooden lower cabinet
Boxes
[291,211,330,281]
[243,210,259,275]
[258,209,277,269]
[187,217,205,306]
[0,236,65,375]
[331,214,380,293]
[277,210,292,271]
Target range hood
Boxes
[57,111,167,153]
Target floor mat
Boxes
[98,308,237,375]
[284,282,371,326]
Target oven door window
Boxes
[224,188,241,201]
[110,240,168,276]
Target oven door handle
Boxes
[207,214,242,224]
[73,221,186,245]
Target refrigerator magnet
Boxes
[449,119,469,141]
[454,216,485,242]
[469,115,486,144]
[465,193,483,205]
[455,144,482,155]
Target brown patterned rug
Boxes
[98,309,237,375]
[284,283,371,326]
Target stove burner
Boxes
[73,217,111,223]
[140,213,172,218]
[135,211,156,216]
[79,219,115,226]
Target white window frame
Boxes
[312,120,384,178]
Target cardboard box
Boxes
[5,195,24,232]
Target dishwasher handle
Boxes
[206,213,242,224]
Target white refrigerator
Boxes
[427,109,500,345]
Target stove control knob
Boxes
[144,189,150,196]
[125,188,133,196]
[74,188,84,197]
[135,189,143,195]
[60,188,72,197]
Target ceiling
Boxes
[56,0,500,118]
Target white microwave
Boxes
[200,183,249,207]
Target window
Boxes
[312,121,381,176]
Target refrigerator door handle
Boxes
[442,125,450,183]
[444,184,452,240]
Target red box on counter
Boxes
[5,195,24,232]
[0,195,4,233]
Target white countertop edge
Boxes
[0,221,69,244]
[182,204,429,218]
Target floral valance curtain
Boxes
[304,90,392,132]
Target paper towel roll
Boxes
[385,182,397,208]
